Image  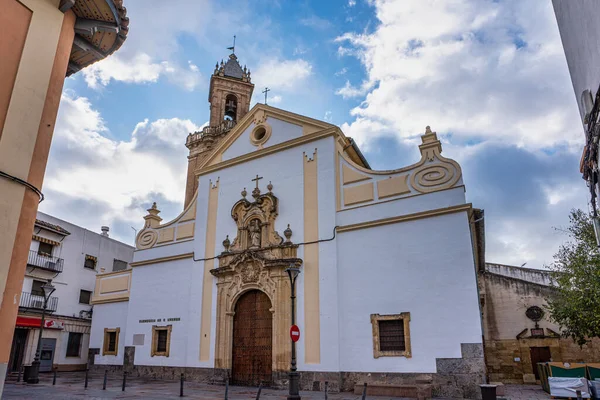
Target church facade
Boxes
[89,52,485,398]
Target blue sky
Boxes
[41,0,587,268]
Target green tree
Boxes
[546,209,600,346]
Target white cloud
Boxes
[41,92,199,236]
[336,0,582,150]
[335,67,348,76]
[252,59,313,91]
[348,0,356,6]
[82,53,202,91]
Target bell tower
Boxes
[184,51,255,207]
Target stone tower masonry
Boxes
[184,52,255,207]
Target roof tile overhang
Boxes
[60,0,129,76]
[34,219,71,236]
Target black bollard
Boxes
[256,381,263,399]
[52,369,57,385]
[17,366,22,383]
[480,384,497,400]
[180,373,184,397]
[84,369,89,389]
[577,390,583,400]
[122,371,127,391]
[103,369,107,390]
[324,381,328,400]
[225,379,229,400]
[361,382,368,400]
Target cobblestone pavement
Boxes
[2,372,551,400]
[503,384,550,400]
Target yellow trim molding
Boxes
[343,163,370,185]
[200,179,219,361]
[151,324,172,357]
[371,313,412,359]
[377,175,411,199]
[198,127,337,177]
[249,122,272,147]
[102,327,120,356]
[130,253,194,268]
[303,149,321,364]
[337,203,472,233]
[343,182,374,206]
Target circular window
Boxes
[254,127,266,141]
[525,306,544,322]
[250,124,271,146]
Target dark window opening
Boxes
[378,319,406,352]
[79,290,92,304]
[224,94,238,121]
[38,242,53,256]
[156,330,168,353]
[106,332,117,352]
[31,280,45,296]
[66,332,82,357]
[84,256,96,270]
[112,259,127,272]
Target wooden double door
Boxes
[231,290,273,386]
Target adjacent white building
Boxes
[89,52,485,398]
[7,212,134,373]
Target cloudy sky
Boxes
[41,0,587,269]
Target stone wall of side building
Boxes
[480,263,600,384]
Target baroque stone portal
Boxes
[210,182,301,374]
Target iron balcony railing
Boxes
[19,292,58,312]
[27,250,64,273]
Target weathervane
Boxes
[227,35,236,54]
[262,87,271,105]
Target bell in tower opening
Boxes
[184,44,255,208]
[224,94,238,121]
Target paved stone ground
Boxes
[2,372,552,400]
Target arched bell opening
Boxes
[224,94,238,122]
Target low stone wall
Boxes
[485,338,600,383]
[89,343,485,399]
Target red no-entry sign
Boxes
[290,325,300,342]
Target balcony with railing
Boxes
[19,292,58,312]
[186,119,237,146]
[27,250,64,273]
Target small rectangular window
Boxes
[151,325,172,357]
[38,242,53,256]
[378,319,406,351]
[84,255,97,270]
[371,313,412,358]
[31,280,45,296]
[112,259,127,272]
[66,332,83,357]
[103,328,119,356]
[79,290,92,304]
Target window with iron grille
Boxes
[66,332,82,357]
[103,328,119,356]
[79,289,92,304]
[38,242,53,256]
[151,325,172,357]
[113,259,127,272]
[31,280,45,296]
[378,319,406,352]
[370,313,411,358]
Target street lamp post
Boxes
[27,279,55,384]
[285,267,301,400]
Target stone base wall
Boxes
[485,338,600,383]
[91,343,485,399]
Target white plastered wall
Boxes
[90,301,129,365]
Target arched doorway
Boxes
[231,289,272,386]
